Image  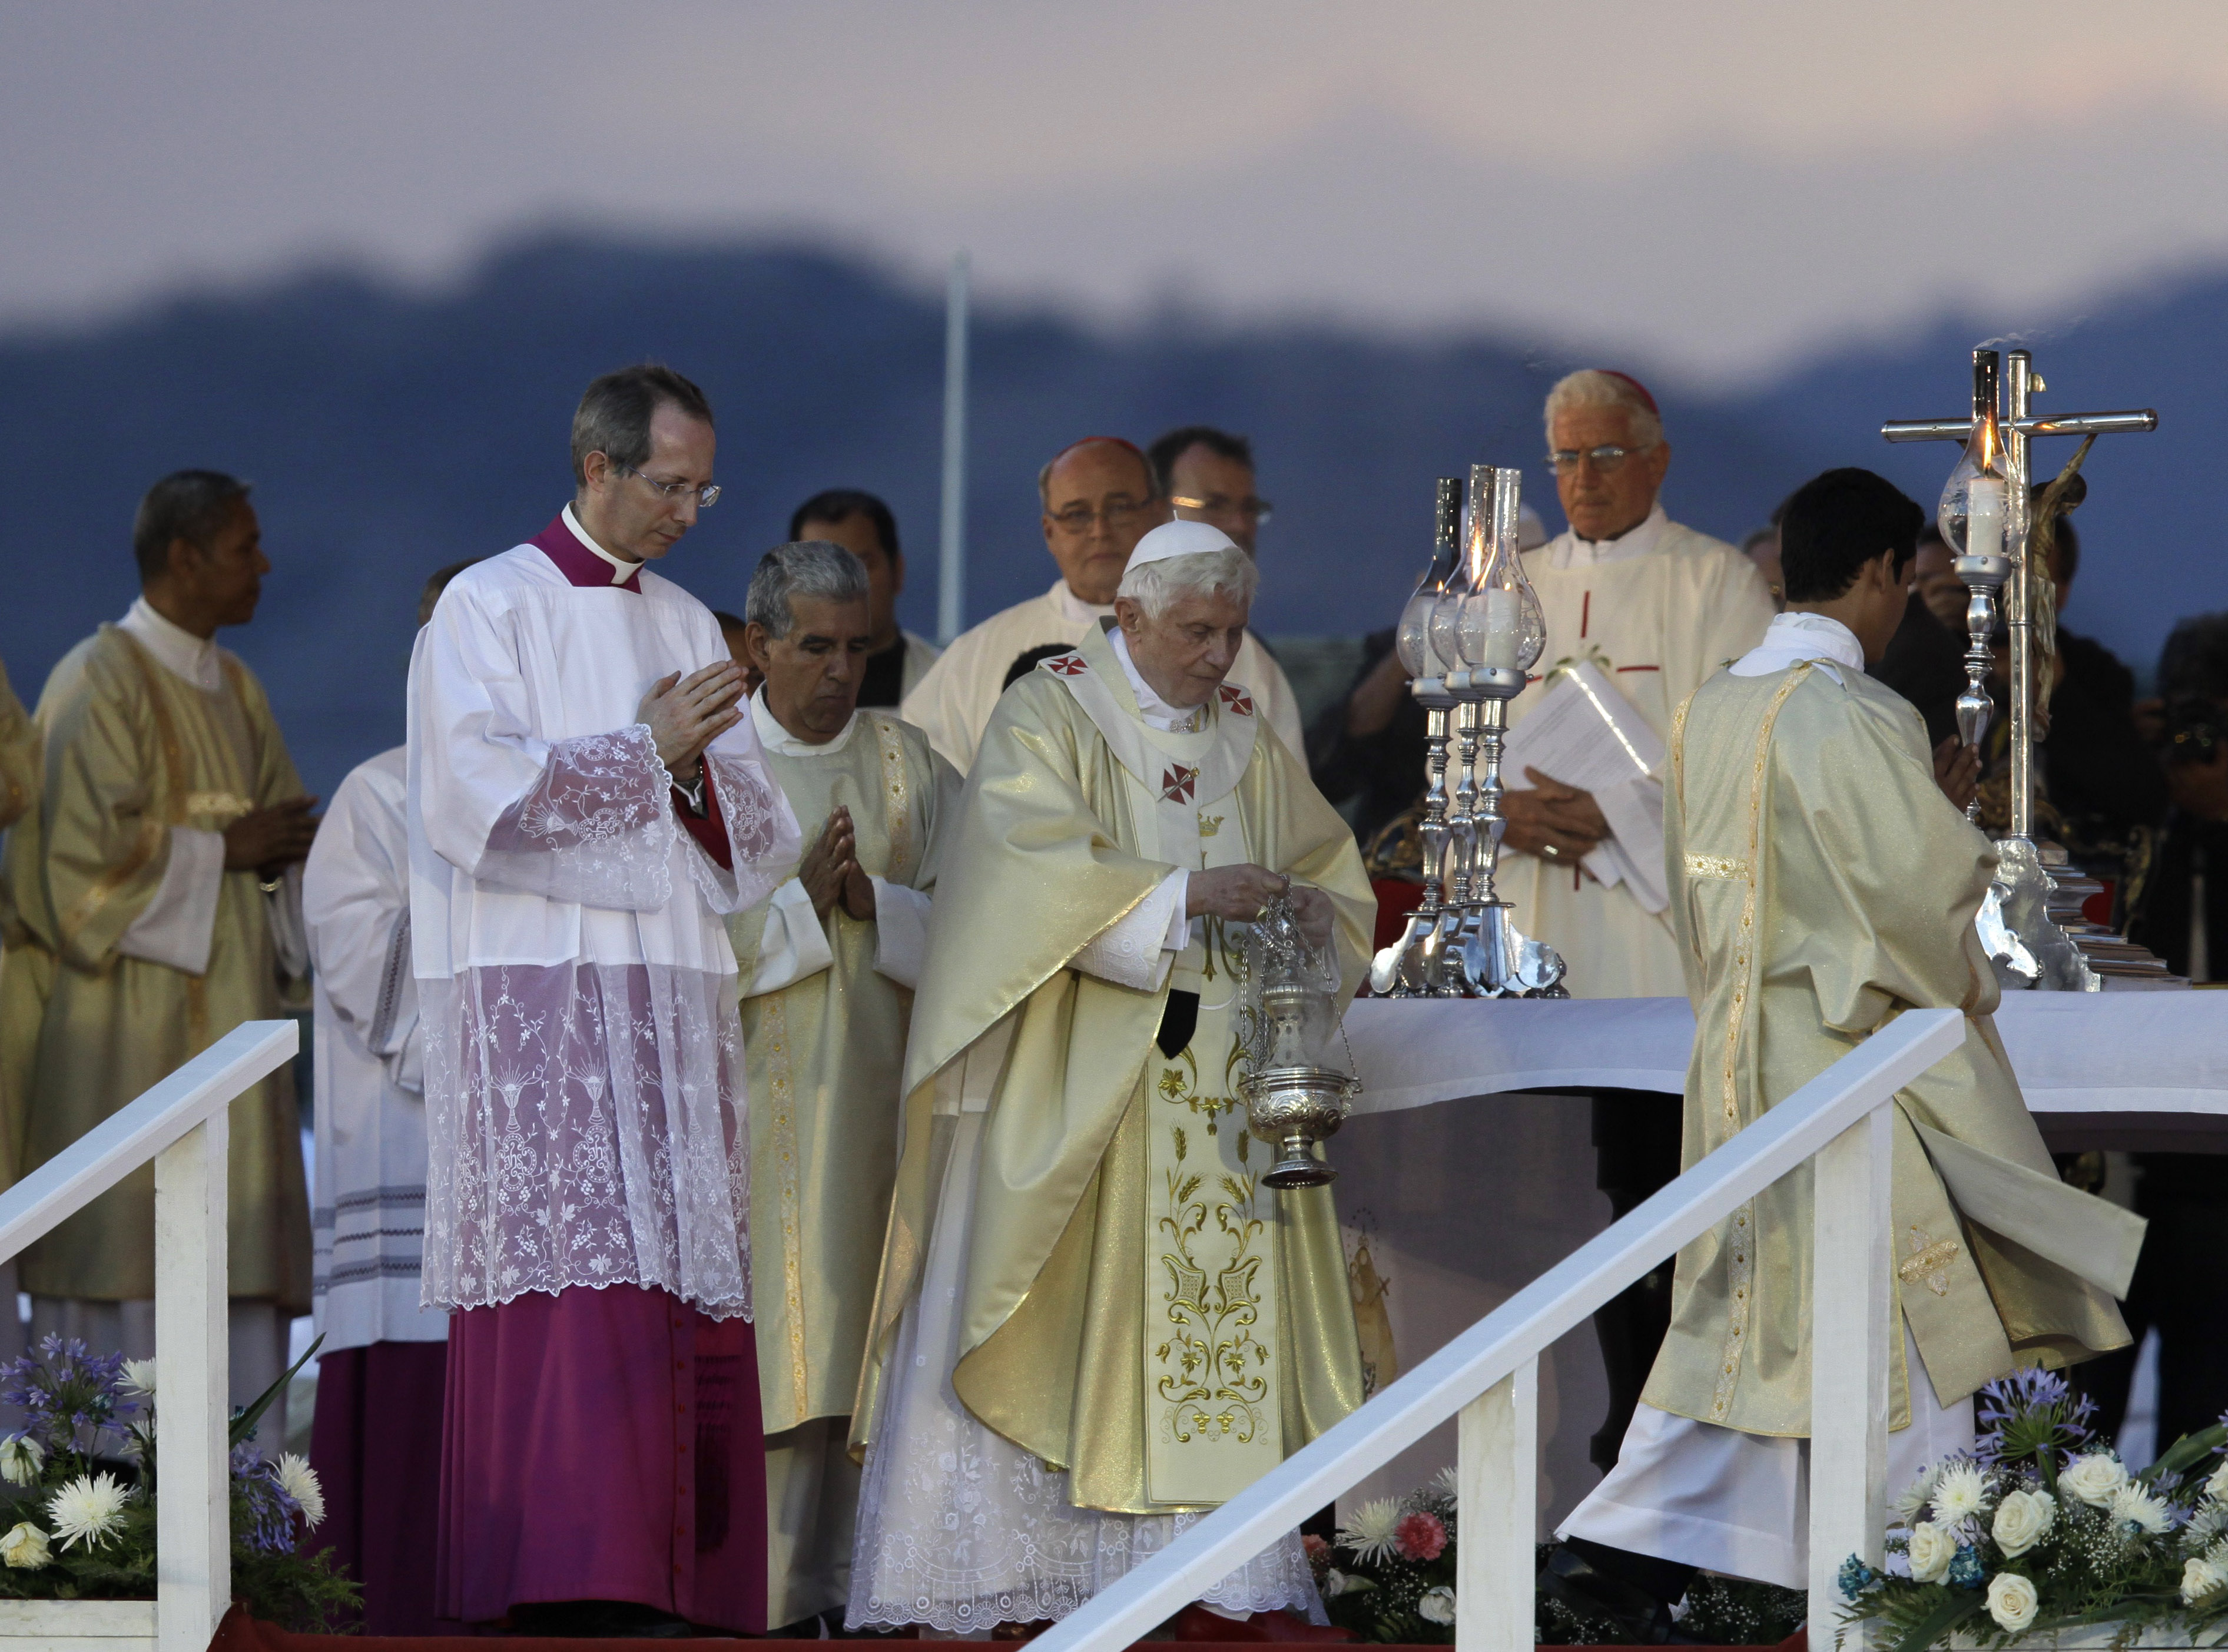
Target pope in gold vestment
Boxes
[847,613,1372,1631]
[1649,655,2130,1441]
[1,623,312,1312]
[727,694,959,1628]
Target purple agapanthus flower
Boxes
[1975,1365,2097,1466]
[229,1444,301,1555]
[1,1336,137,1459]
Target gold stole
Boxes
[1044,636,1281,1505]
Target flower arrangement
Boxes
[1839,1366,2228,1650]
[0,1335,358,1633]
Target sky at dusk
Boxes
[8,1,2228,385]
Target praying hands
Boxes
[1501,766,1611,865]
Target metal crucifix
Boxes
[1882,347,2156,990]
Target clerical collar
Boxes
[1543,502,1669,570]
[528,506,644,591]
[750,685,858,756]
[119,596,221,692]
[1050,579,1113,624]
[1108,626,1206,733]
[1728,611,1866,686]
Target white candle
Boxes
[1966,476,2005,563]
[1480,588,1521,669]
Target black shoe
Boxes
[507,1599,715,1638]
[1537,1544,1678,1645]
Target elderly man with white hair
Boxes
[1500,369,1775,999]
[846,520,1373,1640]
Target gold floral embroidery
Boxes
[1683,853,1744,880]
[183,791,253,821]
[872,716,912,885]
[1153,1086,1271,1449]
[1709,1201,1756,1421]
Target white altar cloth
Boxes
[1344,991,2228,1146]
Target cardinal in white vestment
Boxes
[410,367,800,1636]
[899,437,1306,771]
[1498,371,1775,1001]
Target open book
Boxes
[1499,662,1669,912]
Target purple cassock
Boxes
[415,512,797,1633]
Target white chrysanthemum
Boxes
[274,1453,325,1529]
[1894,1464,1942,1522]
[1932,1462,1990,1522]
[2061,1452,2129,1510]
[2208,1458,2228,1504]
[2186,1556,2228,1605]
[120,1360,157,1399]
[46,1473,128,1552]
[0,1523,48,1571]
[2189,1502,2228,1546]
[0,1437,44,1487]
[1431,1465,1460,1507]
[1337,1498,1403,1565]
[2110,1481,2174,1536]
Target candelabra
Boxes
[1368,476,1464,997]
[1885,348,2158,990]
[1448,464,1566,997]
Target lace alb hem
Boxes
[420,960,752,1321]
[476,724,675,911]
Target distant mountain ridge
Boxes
[0,234,2212,797]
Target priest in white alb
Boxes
[899,437,1306,771]
[1546,469,2134,1637]
[725,540,960,1630]
[849,520,1371,1638]
[410,365,801,1637]
[1499,370,1775,1000]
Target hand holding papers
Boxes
[1501,662,1669,912]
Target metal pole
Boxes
[937,251,970,646]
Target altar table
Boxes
[1327,991,2228,1535]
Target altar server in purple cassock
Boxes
[407,364,801,1637]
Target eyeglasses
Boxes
[1547,444,1652,475]
[622,466,721,509]
[1169,493,1275,526]
[1047,496,1152,535]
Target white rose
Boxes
[0,1438,43,1488]
[2209,1460,2228,1504]
[2060,1452,2128,1510]
[1992,1488,2058,1558]
[1418,1587,1456,1626]
[0,1523,48,1571]
[1987,1571,2039,1633]
[1908,1520,1958,1584]
[1322,1569,1349,1599]
[2184,1557,2228,1605]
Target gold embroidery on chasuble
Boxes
[1683,854,1744,881]
[1037,635,1281,1504]
[1704,664,1813,1423]
[873,715,913,884]
[1899,1226,1961,1298]
[761,991,811,1422]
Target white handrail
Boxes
[0,1020,297,1652]
[1030,1007,1964,1652]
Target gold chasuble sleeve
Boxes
[854,626,1372,1515]
[1650,664,2129,1439]
[2,629,311,1307]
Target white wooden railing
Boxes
[0,1020,297,1652]
[1033,1006,1965,1652]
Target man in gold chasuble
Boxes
[1,472,319,1446]
[724,542,961,1631]
[846,521,1372,1637]
[1550,470,2137,1636]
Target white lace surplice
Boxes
[846,1112,1323,1632]
[409,548,800,1322]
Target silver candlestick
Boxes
[1431,693,1484,995]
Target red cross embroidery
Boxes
[1043,653,1088,676]
[1216,684,1254,716]
[1161,765,1198,804]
